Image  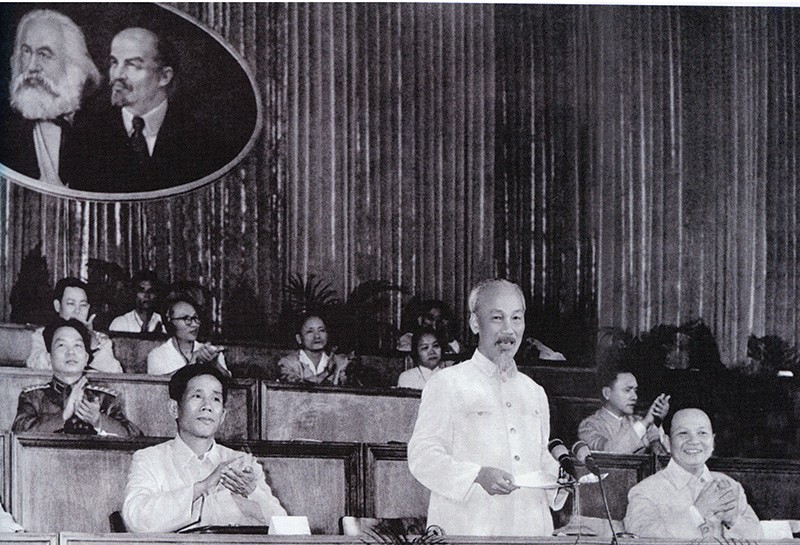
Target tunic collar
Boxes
[472,349,518,377]
[663,458,712,490]
[601,407,625,422]
[172,433,221,466]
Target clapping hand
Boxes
[190,342,224,365]
[74,391,102,428]
[63,376,88,421]
[694,479,737,522]
[220,455,261,497]
[644,393,671,427]
[330,351,353,385]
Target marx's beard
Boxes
[9,66,84,121]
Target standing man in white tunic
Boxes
[408,279,568,536]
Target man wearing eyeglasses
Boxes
[146,296,230,376]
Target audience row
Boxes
[0,276,771,541]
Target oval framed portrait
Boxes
[0,3,261,201]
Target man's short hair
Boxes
[53,277,88,303]
[467,279,526,315]
[168,364,228,404]
[418,299,452,321]
[664,407,714,436]
[43,317,92,355]
[132,269,161,286]
[596,367,634,393]
[293,312,326,336]
[164,295,201,336]
[12,10,101,89]
[165,295,200,317]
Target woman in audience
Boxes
[146,296,230,377]
[396,299,461,354]
[396,327,444,390]
[277,313,350,385]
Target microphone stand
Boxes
[595,470,619,545]
[558,479,595,540]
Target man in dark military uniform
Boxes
[13,318,141,436]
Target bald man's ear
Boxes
[158,66,174,88]
[469,313,479,335]
[168,399,179,420]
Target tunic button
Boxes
[514,455,520,461]
[510,427,516,433]
[501,377,507,383]
[506,402,512,408]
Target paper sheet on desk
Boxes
[514,470,561,489]
[578,473,609,484]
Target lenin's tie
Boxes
[130,116,149,165]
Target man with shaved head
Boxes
[624,408,763,539]
[0,9,100,185]
[75,26,215,193]
[408,279,568,536]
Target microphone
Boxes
[571,440,601,476]
[548,438,577,480]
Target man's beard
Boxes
[494,334,519,372]
[9,66,84,121]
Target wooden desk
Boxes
[0,536,55,545]
[572,454,655,521]
[0,323,34,366]
[707,456,800,520]
[10,435,360,534]
[0,368,258,440]
[261,383,420,443]
[58,536,350,545]
[363,444,429,520]
[52,533,800,545]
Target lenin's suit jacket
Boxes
[0,104,85,186]
[73,101,226,193]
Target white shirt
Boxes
[298,349,329,376]
[407,349,566,536]
[146,338,228,376]
[109,310,164,333]
[625,459,763,540]
[396,365,440,390]
[122,435,286,532]
[26,326,123,374]
[122,100,168,155]
[32,120,62,183]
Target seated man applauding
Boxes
[624,408,763,540]
[13,318,140,435]
[578,369,669,454]
[122,365,286,532]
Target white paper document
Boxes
[514,470,561,489]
